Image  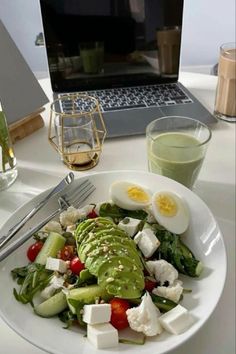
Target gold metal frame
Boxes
[48,94,107,170]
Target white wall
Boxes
[181,0,236,67]
[0,0,235,76]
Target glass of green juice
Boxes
[146,116,212,189]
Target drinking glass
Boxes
[0,109,18,191]
[146,116,212,189]
[214,42,236,122]
[156,26,181,77]
[80,42,104,74]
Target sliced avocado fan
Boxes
[75,217,144,299]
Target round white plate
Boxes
[0,171,227,354]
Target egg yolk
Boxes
[127,186,150,203]
[156,194,177,217]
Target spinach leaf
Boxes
[99,203,148,221]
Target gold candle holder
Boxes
[48,94,106,171]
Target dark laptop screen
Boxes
[40,0,183,92]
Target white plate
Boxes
[0,171,227,354]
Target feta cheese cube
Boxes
[159,305,194,334]
[40,284,56,299]
[40,275,64,299]
[83,304,111,325]
[45,257,68,273]
[87,323,119,349]
[134,229,160,258]
[118,217,141,237]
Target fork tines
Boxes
[63,179,96,208]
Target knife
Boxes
[0,172,74,249]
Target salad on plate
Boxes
[11,180,203,349]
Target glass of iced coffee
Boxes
[214,42,236,122]
[157,26,181,77]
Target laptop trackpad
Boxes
[103,107,163,138]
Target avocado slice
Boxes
[87,250,142,277]
[97,256,144,298]
[106,281,142,299]
[83,242,143,270]
[76,218,114,245]
[79,235,138,262]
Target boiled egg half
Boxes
[110,181,152,210]
[152,191,190,234]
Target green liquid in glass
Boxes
[148,132,205,188]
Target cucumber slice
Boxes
[66,285,111,313]
[35,232,65,265]
[34,291,67,317]
[67,285,111,303]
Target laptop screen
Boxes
[40,0,183,92]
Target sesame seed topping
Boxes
[106,277,114,283]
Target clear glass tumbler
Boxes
[0,109,18,191]
[146,116,212,189]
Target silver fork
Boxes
[0,179,95,262]
[0,172,75,249]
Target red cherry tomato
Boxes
[109,298,130,330]
[57,245,75,261]
[70,257,85,275]
[144,278,157,292]
[87,209,98,218]
[27,241,44,262]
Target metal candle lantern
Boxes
[48,94,106,171]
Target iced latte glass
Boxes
[214,42,236,122]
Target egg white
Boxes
[151,191,190,234]
[109,181,152,210]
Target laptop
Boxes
[40,0,217,138]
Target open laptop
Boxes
[40,0,217,137]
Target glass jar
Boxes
[0,108,18,191]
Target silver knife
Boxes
[0,172,74,249]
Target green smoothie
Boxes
[147,132,205,188]
[80,46,104,74]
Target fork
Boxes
[0,179,95,262]
[0,172,75,249]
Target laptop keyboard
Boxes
[59,83,193,112]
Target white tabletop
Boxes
[0,72,235,354]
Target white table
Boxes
[0,72,235,354]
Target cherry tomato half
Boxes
[87,209,98,218]
[70,257,85,275]
[110,298,130,330]
[27,241,44,262]
[57,245,75,261]
[144,278,157,292]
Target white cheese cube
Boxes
[45,257,68,273]
[118,217,141,237]
[87,323,119,349]
[83,304,111,325]
[40,284,56,299]
[40,275,65,299]
[159,305,194,334]
[134,229,160,258]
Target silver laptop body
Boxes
[40,0,217,138]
